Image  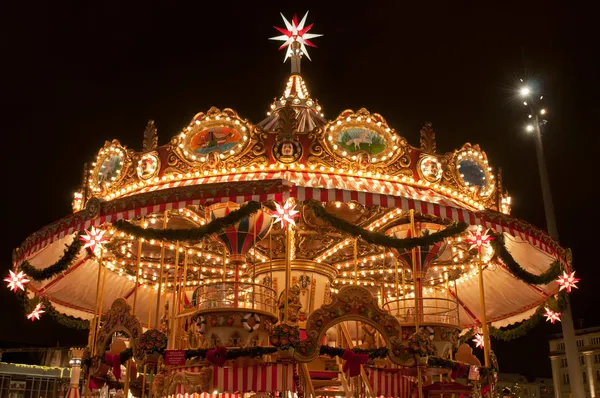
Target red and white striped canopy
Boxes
[15,172,565,330]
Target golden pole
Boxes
[179,251,188,349]
[133,238,143,313]
[409,210,423,398]
[169,242,180,350]
[222,246,227,282]
[409,210,419,329]
[95,255,108,341]
[393,249,400,315]
[284,223,292,322]
[454,278,460,328]
[155,211,167,328]
[125,237,143,398]
[478,250,491,368]
[401,268,406,317]
[148,287,153,328]
[353,238,359,284]
[85,247,104,398]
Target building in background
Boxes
[497,373,554,398]
[0,348,73,398]
[549,326,600,398]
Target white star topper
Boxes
[270,12,323,62]
[272,201,300,228]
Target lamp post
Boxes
[520,85,585,398]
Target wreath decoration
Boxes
[196,316,206,335]
[419,326,435,340]
[242,313,261,332]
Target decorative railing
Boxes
[382,297,459,327]
[192,282,277,316]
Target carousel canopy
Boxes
[11,12,569,333]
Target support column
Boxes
[551,357,563,398]
[68,348,84,398]
[584,353,596,398]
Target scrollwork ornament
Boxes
[85,197,102,220]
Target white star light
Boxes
[4,270,30,292]
[473,333,485,349]
[270,12,322,62]
[27,303,45,321]
[272,201,300,228]
[80,227,108,253]
[544,307,562,324]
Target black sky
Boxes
[1,1,598,379]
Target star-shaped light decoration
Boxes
[473,333,485,349]
[271,201,300,228]
[466,227,494,252]
[80,227,108,253]
[270,12,323,61]
[556,271,580,293]
[544,307,562,324]
[4,270,30,292]
[27,303,45,321]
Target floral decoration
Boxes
[269,322,300,349]
[407,332,437,357]
[136,329,167,358]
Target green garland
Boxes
[491,234,562,285]
[319,345,390,359]
[22,294,90,330]
[305,200,468,250]
[185,346,278,360]
[112,201,262,241]
[19,232,85,281]
[427,356,495,379]
[460,291,567,342]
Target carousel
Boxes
[8,12,578,398]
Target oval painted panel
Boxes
[337,128,386,155]
[97,155,123,184]
[190,127,242,155]
[458,159,486,188]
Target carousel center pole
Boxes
[409,210,423,398]
[477,249,491,368]
[85,247,104,398]
[168,241,180,350]
[154,211,167,329]
[124,237,143,398]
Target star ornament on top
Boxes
[473,333,485,349]
[556,271,580,293]
[466,228,494,252]
[544,307,562,324]
[4,270,30,292]
[80,227,108,253]
[27,303,45,321]
[272,201,300,228]
[270,12,323,61]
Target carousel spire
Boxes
[261,12,326,133]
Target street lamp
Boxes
[518,83,585,398]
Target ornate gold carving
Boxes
[419,122,436,154]
[95,298,143,359]
[294,285,407,365]
[142,120,158,151]
[444,143,496,203]
[163,368,212,397]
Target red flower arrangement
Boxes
[407,332,437,357]
[269,322,300,349]
[136,329,168,358]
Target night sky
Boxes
[1,2,597,379]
